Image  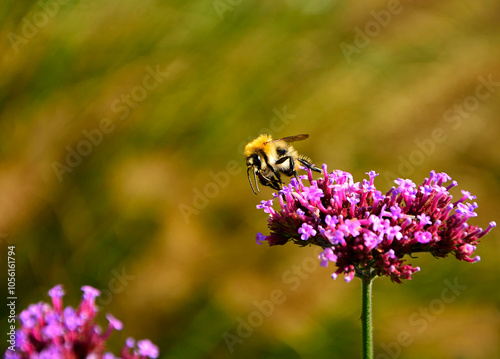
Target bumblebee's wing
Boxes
[266,134,309,144]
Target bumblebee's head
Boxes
[246,153,262,170]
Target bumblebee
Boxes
[244,134,321,194]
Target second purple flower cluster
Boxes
[4,285,159,359]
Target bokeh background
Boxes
[1,0,499,358]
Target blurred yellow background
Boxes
[1,0,499,358]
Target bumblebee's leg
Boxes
[268,173,282,190]
[258,172,282,190]
[269,177,282,190]
[297,158,322,172]
[269,166,283,186]
[261,162,283,188]
[261,153,284,188]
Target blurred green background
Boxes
[1,0,499,358]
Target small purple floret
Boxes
[256,232,267,245]
[298,223,317,240]
[137,339,160,358]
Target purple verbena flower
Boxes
[417,213,431,226]
[256,165,495,283]
[302,180,324,202]
[298,223,317,240]
[4,285,159,359]
[386,225,403,242]
[48,284,65,314]
[415,231,433,244]
[257,199,275,214]
[121,338,159,359]
[256,232,267,245]
[137,340,160,358]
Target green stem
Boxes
[361,274,374,359]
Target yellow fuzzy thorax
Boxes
[244,134,274,158]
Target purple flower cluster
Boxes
[256,165,496,283]
[4,285,159,359]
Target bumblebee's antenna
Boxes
[247,167,258,195]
